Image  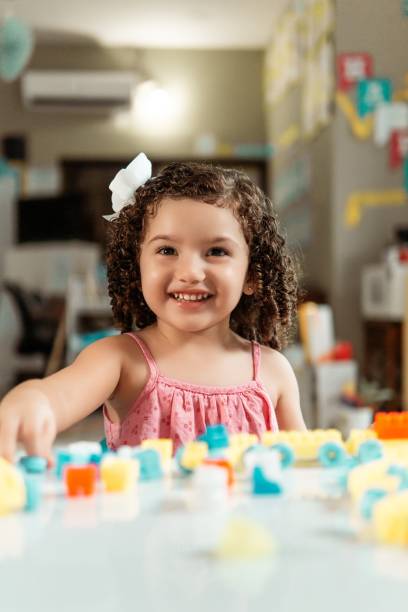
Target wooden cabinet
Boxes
[363,320,402,410]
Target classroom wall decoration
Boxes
[356,78,392,117]
[336,53,373,92]
[374,102,408,146]
[389,128,408,168]
[345,189,407,227]
[335,91,373,139]
[264,0,334,138]
[335,49,408,225]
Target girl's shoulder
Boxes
[79,332,148,367]
[257,343,296,385]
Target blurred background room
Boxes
[0,0,407,441]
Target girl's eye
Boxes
[157,246,176,255]
[207,247,228,257]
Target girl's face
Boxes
[139,198,253,335]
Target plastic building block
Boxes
[198,424,229,451]
[318,441,347,468]
[24,474,43,511]
[226,433,258,469]
[372,490,408,545]
[68,441,103,465]
[360,488,388,520]
[357,439,384,463]
[270,442,295,468]
[215,517,276,559]
[252,465,283,495]
[176,441,208,474]
[141,438,173,471]
[65,464,98,497]
[262,429,343,462]
[191,464,229,509]
[101,457,139,492]
[374,412,408,440]
[55,449,73,479]
[203,458,234,488]
[19,456,47,474]
[133,448,163,481]
[0,457,26,515]
[99,437,109,452]
[347,460,401,502]
[345,429,378,456]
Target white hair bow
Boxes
[103,152,152,221]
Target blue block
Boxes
[318,441,347,468]
[198,424,229,450]
[19,455,47,474]
[360,488,388,520]
[55,450,74,479]
[24,474,43,511]
[252,466,283,495]
[270,442,295,469]
[99,438,109,453]
[357,439,383,464]
[133,449,163,481]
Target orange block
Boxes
[203,458,235,488]
[374,412,408,440]
[65,465,97,497]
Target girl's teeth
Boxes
[173,293,209,301]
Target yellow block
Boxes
[262,429,343,461]
[347,459,401,502]
[373,491,408,546]
[0,458,26,516]
[345,429,378,456]
[180,441,208,471]
[215,517,276,559]
[101,457,139,493]
[142,438,173,466]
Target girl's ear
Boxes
[243,282,254,296]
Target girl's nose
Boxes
[175,254,206,283]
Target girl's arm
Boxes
[262,348,307,430]
[0,336,123,462]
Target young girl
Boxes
[0,153,305,462]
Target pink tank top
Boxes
[103,333,279,452]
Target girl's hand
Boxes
[0,388,57,464]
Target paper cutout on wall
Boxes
[394,74,408,102]
[374,102,408,146]
[336,91,373,139]
[402,0,408,16]
[276,124,301,152]
[302,39,334,138]
[275,155,311,211]
[336,53,373,91]
[345,189,407,226]
[357,78,392,117]
[389,128,408,168]
[264,11,300,105]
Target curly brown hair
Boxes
[105,161,298,349]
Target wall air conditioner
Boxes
[21,70,138,113]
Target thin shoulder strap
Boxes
[251,340,262,382]
[124,332,159,381]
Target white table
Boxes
[1,468,408,612]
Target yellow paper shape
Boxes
[345,189,406,227]
[336,91,373,139]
